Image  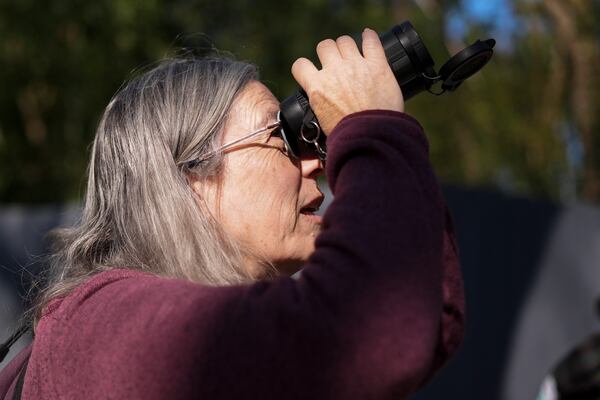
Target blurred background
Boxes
[0,0,599,399]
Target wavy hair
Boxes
[32,56,259,326]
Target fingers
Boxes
[336,35,361,60]
[291,57,318,91]
[293,29,385,93]
[361,28,386,61]
[316,39,341,67]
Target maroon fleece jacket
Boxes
[0,110,464,399]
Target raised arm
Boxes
[184,109,459,399]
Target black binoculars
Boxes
[277,21,496,161]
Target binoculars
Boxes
[277,21,496,161]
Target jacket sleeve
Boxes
[178,110,464,399]
[54,110,464,400]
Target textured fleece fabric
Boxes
[0,110,464,399]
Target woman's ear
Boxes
[186,170,205,199]
[185,169,222,219]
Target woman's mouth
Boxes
[299,193,325,224]
[299,205,323,224]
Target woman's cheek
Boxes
[268,187,298,239]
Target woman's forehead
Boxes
[223,81,279,143]
[238,81,279,128]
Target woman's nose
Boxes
[300,156,324,178]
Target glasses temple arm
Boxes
[188,122,281,166]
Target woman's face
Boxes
[198,81,324,277]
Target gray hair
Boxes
[32,56,260,326]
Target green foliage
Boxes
[0,0,596,203]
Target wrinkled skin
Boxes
[191,28,404,278]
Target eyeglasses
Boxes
[185,114,328,170]
[185,122,284,169]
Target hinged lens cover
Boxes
[439,39,496,92]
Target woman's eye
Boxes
[270,128,283,138]
[264,128,288,155]
[269,137,288,154]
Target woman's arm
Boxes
[36,110,463,400]
[183,110,462,399]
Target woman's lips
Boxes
[299,210,322,224]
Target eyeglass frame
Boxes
[184,113,327,170]
[184,121,284,169]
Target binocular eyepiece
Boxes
[277,21,496,161]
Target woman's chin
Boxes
[270,235,318,277]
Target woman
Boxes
[0,28,464,399]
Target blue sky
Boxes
[448,0,519,50]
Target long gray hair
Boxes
[32,56,259,326]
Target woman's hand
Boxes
[291,28,404,135]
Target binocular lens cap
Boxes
[440,39,496,91]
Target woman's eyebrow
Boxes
[257,108,279,129]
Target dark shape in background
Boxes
[414,186,559,400]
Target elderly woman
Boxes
[0,29,463,399]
